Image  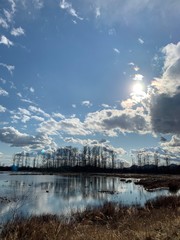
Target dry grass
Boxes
[145,195,180,209]
[1,195,180,240]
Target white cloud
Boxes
[0,122,8,125]
[18,108,31,116]
[0,35,13,47]
[138,38,144,44]
[0,105,6,112]
[113,48,120,54]
[33,0,44,9]
[52,112,65,119]
[29,105,50,118]
[81,100,93,107]
[72,104,76,108]
[0,63,15,75]
[129,63,140,72]
[17,92,22,98]
[11,27,25,36]
[101,104,111,108]
[160,135,180,157]
[152,42,180,96]
[9,81,16,90]
[0,88,9,96]
[8,0,16,14]
[64,136,97,146]
[95,7,101,18]
[134,66,140,72]
[0,17,8,29]
[37,118,59,135]
[121,98,136,109]
[10,108,31,124]
[0,1,15,30]
[38,117,91,136]
[21,98,34,104]
[133,74,144,81]
[21,115,31,123]
[59,118,92,135]
[30,87,35,93]
[31,115,44,122]
[0,78,7,84]
[60,0,83,20]
[161,135,180,148]
[60,0,70,9]
[11,114,21,123]
[0,126,56,150]
[108,28,116,35]
[4,9,13,22]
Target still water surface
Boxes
[0,172,171,223]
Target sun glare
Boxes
[132,82,144,95]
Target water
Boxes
[0,172,173,223]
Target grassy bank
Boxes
[1,195,180,240]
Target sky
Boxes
[0,0,180,165]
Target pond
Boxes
[0,172,172,224]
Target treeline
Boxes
[1,163,180,175]
[8,145,180,174]
[13,145,121,169]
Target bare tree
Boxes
[154,152,159,167]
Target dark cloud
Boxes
[85,108,150,136]
[99,139,107,143]
[160,136,167,142]
[103,113,148,133]
[150,93,180,134]
[0,126,56,149]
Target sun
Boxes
[132,82,144,95]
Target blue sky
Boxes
[0,0,180,165]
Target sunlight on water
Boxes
[0,172,174,224]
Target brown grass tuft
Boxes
[168,181,180,193]
[145,195,180,209]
